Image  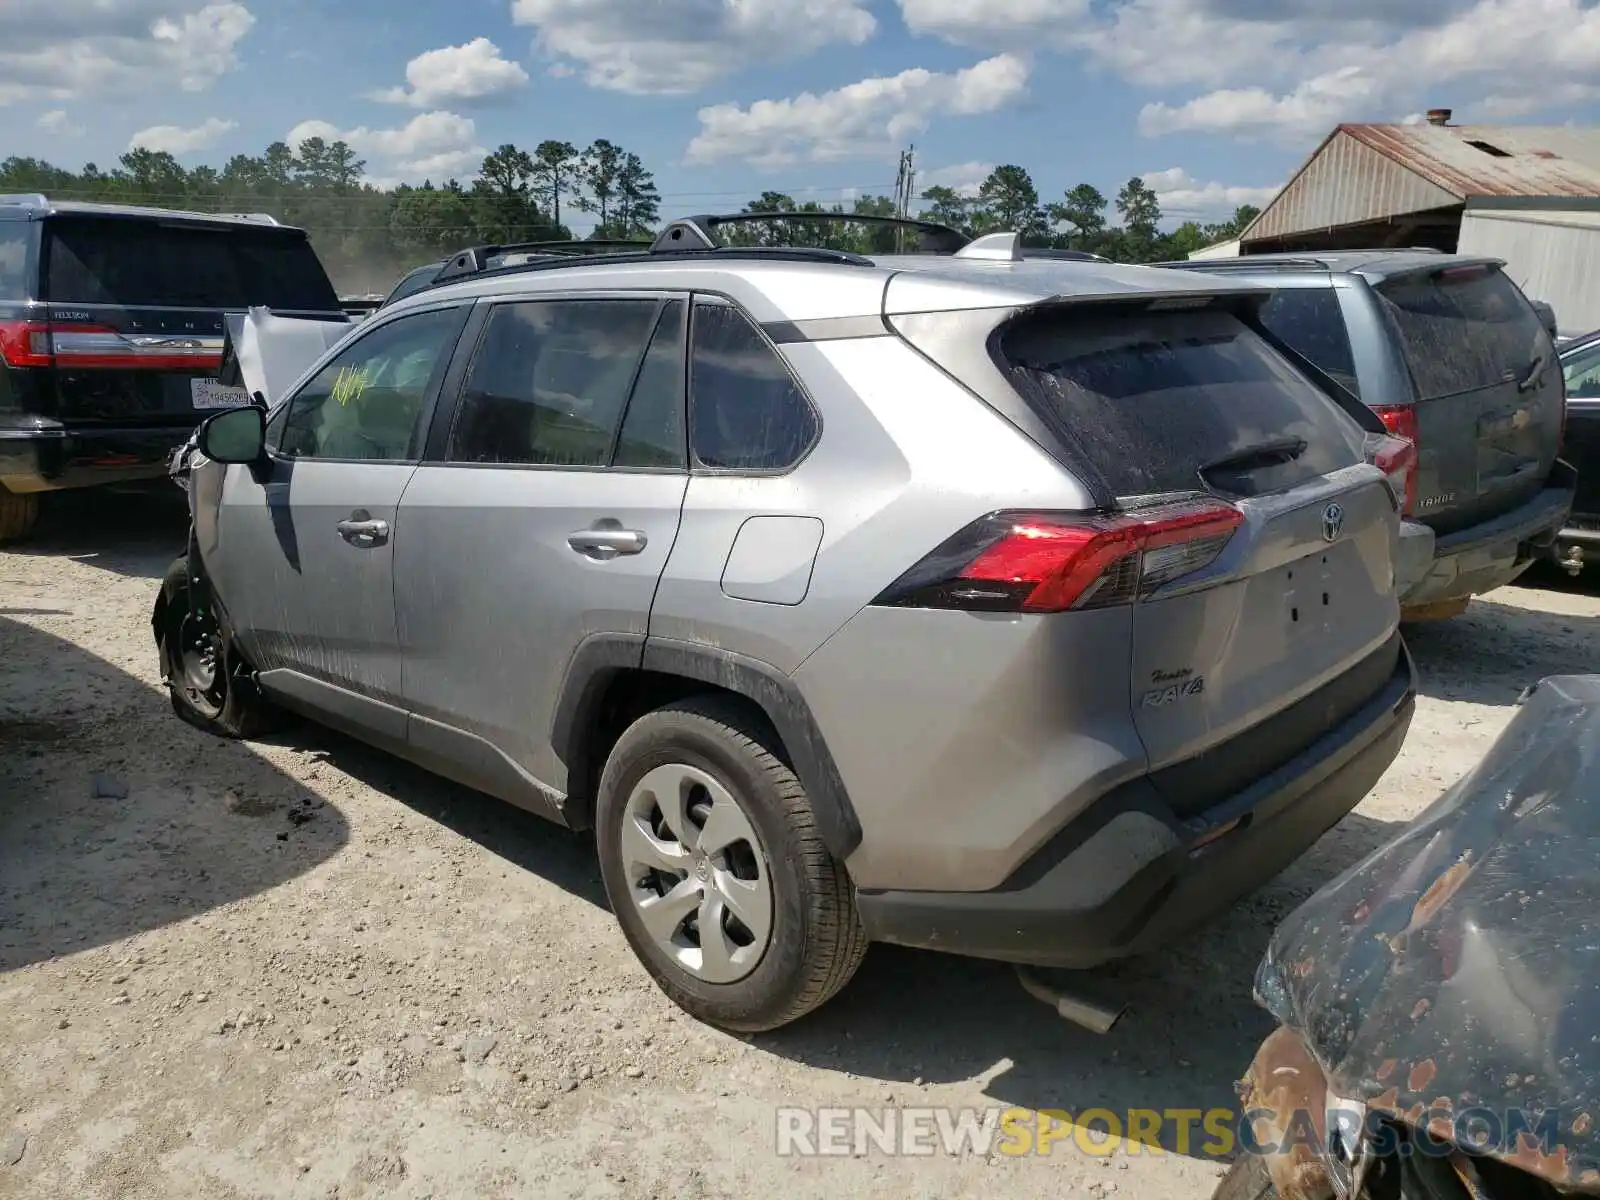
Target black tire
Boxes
[0,486,40,543]
[1212,1155,1277,1200]
[595,695,868,1033]
[156,556,278,739]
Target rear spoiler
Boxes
[219,308,354,407]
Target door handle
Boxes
[567,525,648,559]
[337,517,390,546]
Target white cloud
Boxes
[37,109,84,136]
[512,0,876,93]
[0,2,254,105]
[372,37,529,108]
[285,111,486,182]
[1141,167,1281,219]
[128,116,236,155]
[1138,66,1381,142]
[900,0,1600,138]
[918,161,995,198]
[686,55,1030,168]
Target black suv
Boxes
[1164,251,1575,619]
[0,195,345,540]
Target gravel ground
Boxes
[5,489,1600,1200]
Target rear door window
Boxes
[689,301,817,471]
[44,217,339,311]
[999,307,1367,500]
[1256,287,1361,397]
[449,299,660,467]
[0,223,31,299]
[1376,265,1547,400]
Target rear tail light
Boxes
[1369,405,1419,516]
[0,320,222,371]
[873,499,1244,614]
[0,321,54,369]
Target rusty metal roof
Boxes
[1343,123,1600,197]
[1242,123,1600,245]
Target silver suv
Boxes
[155,214,1418,1032]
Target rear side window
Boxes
[1000,308,1367,500]
[1377,265,1547,400]
[450,299,659,467]
[689,301,817,471]
[1256,287,1361,398]
[0,223,31,299]
[44,218,340,311]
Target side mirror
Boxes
[198,404,266,464]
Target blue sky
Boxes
[4,0,1600,230]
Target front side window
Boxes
[449,299,661,467]
[277,306,464,461]
[689,302,817,471]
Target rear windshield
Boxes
[0,222,31,299]
[1256,287,1361,398]
[44,217,340,311]
[1377,264,1547,401]
[1000,307,1367,500]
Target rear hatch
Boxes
[27,214,341,427]
[1369,261,1563,536]
[990,303,1401,816]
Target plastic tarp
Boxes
[219,307,352,407]
[1255,674,1600,1189]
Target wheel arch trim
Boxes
[551,634,864,860]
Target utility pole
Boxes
[892,145,916,219]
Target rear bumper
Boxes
[1395,465,1575,606]
[0,425,191,493]
[855,640,1417,968]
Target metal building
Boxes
[1239,112,1600,333]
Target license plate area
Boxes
[1283,549,1340,640]
[191,378,249,410]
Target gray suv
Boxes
[1165,252,1575,619]
[155,215,1417,1032]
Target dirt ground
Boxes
[5,489,1600,1200]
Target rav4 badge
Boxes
[1142,677,1206,707]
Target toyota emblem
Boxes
[1322,503,1345,543]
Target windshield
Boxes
[384,264,441,307]
[45,218,339,311]
[998,307,1366,500]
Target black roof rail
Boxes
[496,238,653,255]
[431,241,877,286]
[651,212,970,254]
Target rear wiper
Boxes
[1200,436,1308,476]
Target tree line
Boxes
[0,140,1257,294]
